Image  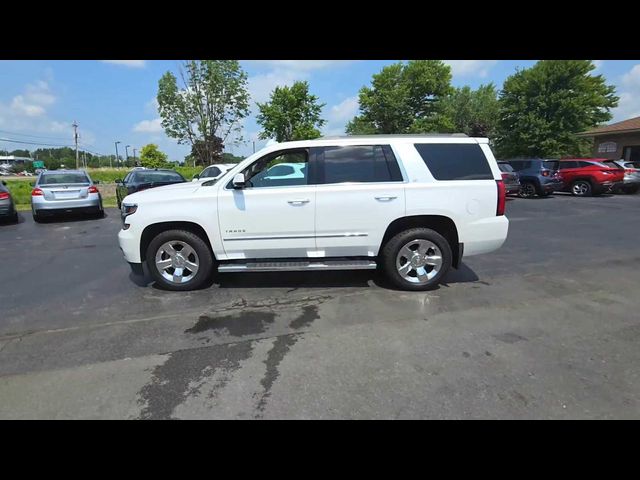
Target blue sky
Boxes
[1,60,639,161]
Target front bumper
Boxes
[118,226,141,263]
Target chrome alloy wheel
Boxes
[155,241,200,284]
[572,182,589,196]
[519,182,537,198]
[396,239,443,284]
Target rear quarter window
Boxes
[414,143,493,180]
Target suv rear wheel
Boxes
[571,180,592,197]
[381,228,452,291]
[146,229,213,291]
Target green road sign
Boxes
[33,161,45,168]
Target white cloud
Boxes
[100,60,146,68]
[593,60,604,71]
[245,60,352,73]
[321,96,359,136]
[612,63,640,121]
[0,80,68,137]
[444,60,498,78]
[133,118,163,133]
[248,70,302,106]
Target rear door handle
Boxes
[375,195,397,201]
[287,199,310,205]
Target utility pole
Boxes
[125,145,130,166]
[133,148,137,166]
[114,141,121,168]
[72,121,79,169]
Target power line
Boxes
[0,137,75,148]
[0,129,71,141]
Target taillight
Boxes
[0,192,9,200]
[31,188,44,196]
[88,185,99,194]
[496,180,506,216]
[501,172,509,179]
[541,170,550,177]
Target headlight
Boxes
[121,203,137,229]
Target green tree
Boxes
[495,60,619,158]
[346,61,453,134]
[441,84,500,138]
[256,81,326,142]
[139,144,169,168]
[157,60,250,166]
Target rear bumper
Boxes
[0,199,15,216]
[461,216,509,257]
[32,196,101,212]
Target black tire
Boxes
[381,228,452,291]
[518,181,537,198]
[570,180,592,197]
[146,229,214,291]
[94,202,105,219]
[32,211,43,223]
[624,185,639,194]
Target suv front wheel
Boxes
[381,228,452,291]
[146,229,214,291]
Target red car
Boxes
[557,158,624,197]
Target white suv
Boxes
[118,135,508,291]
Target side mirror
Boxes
[115,178,123,184]
[30,182,35,187]
[232,173,246,189]
[193,174,199,180]
[1,180,6,186]
[93,180,100,185]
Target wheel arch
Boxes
[140,221,215,263]
[380,215,461,268]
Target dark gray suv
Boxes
[506,159,563,198]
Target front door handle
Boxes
[375,195,397,201]
[287,199,310,205]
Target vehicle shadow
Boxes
[143,261,482,292]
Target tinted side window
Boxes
[320,145,402,184]
[242,150,309,188]
[579,161,596,168]
[414,144,493,180]
[201,166,221,178]
[560,161,577,169]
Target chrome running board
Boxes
[218,259,377,273]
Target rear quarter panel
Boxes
[392,140,508,256]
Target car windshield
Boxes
[39,173,89,185]
[603,160,623,169]
[625,162,640,169]
[133,171,185,183]
[542,161,559,171]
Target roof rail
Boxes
[320,133,469,139]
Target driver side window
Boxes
[241,149,309,188]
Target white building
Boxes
[0,155,33,166]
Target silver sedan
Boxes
[31,170,104,222]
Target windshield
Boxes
[625,162,640,169]
[132,171,185,183]
[543,161,559,171]
[39,173,89,185]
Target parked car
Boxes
[605,159,640,194]
[115,169,186,209]
[497,161,520,194]
[0,180,18,223]
[191,164,235,182]
[31,170,103,222]
[505,159,563,198]
[118,135,509,292]
[556,159,624,197]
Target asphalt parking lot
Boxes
[1,193,640,419]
